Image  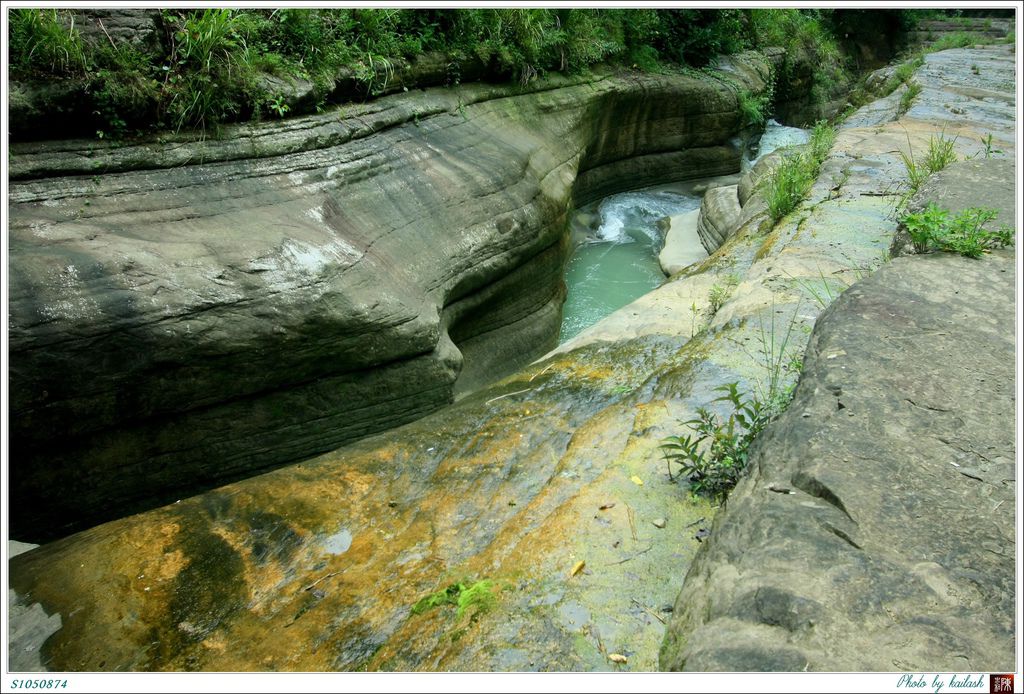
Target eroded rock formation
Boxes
[9,53,774,540]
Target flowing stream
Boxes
[558,190,701,342]
[559,120,810,343]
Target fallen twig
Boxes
[685,517,705,528]
[485,388,530,406]
[631,598,666,624]
[304,571,342,592]
[605,545,653,566]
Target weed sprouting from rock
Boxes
[901,204,1014,258]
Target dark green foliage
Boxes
[660,383,774,501]
[737,89,770,127]
[901,204,1014,258]
[651,9,747,67]
[748,9,849,106]
[9,8,899,136]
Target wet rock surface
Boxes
[7,45,1016,672]
[8,55,773,541]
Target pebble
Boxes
[652,518,667,529]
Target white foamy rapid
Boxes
[593,191,701,244]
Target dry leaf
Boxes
[569,560,586,578]
[599,503,616,510]
[630,476,644,486]
[608,653,628,664]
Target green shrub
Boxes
[808,119,835,161]
[737,89,769,127]
[930,31,984,51]
[765,152,815,222]
[901,203,1014,258]
[749,8,848,105]
[159,9,261,131]
[653,8,748,67]
[763,121,833,223]
[7,8,861,136]
[659,383,773,501]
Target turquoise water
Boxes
[558,191,699,343]
[559,122,810,344]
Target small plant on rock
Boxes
[706,274,740,316]
[411,579,499,622]
[737,88,770,127]
[763,121,835,223]
[898,131,959,199]
[660,383,773,501]
[898,81,922,116]
[901,203,1014,258]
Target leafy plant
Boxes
[411,579,499,621]
[901,203,1014,258]
[267,94,290,117]
[9,8,87,76]
[979,133,1002,158]
[161,9,257,132]
[353,53,395,95]
[659,383,773,501]
[737,89,769,127]
[707,274,739,316]
[660,299,804,501]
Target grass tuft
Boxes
[763,121,834,224]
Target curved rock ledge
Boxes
[9,53,774,541]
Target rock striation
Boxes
[9,53,774,541]
[694,184,742,253]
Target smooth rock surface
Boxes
[6,45,905,672]
[658,210,708,275]
[662,44,1017,673]
[695,185,742,253]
